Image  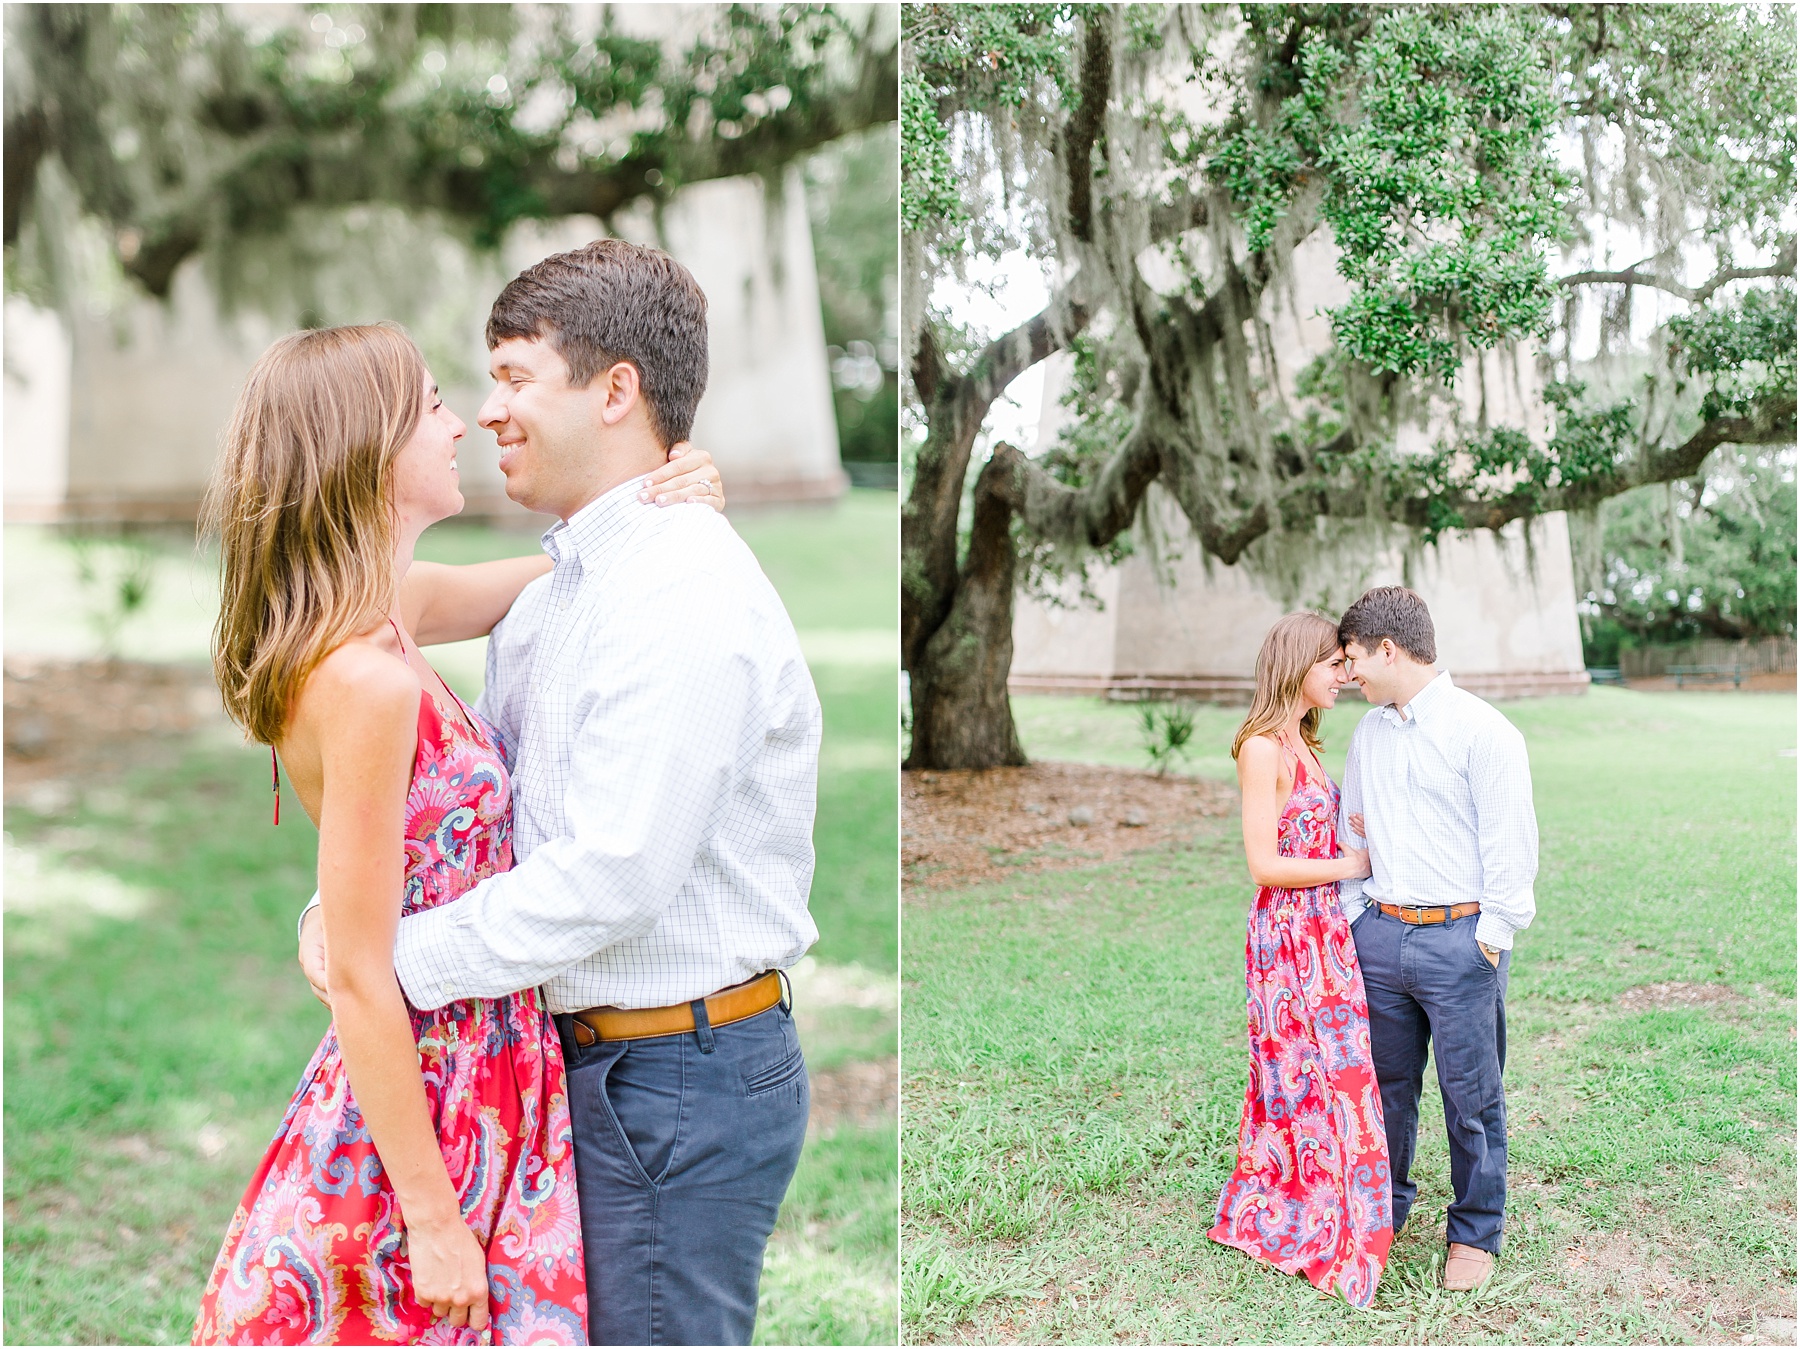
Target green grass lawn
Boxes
[5,491,899,1346]
[902,688,1795,1345]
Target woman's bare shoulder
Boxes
[1237,733,1283,765]
[294,637,421,734]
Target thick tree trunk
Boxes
[902,305,1085,770]
[905,452,1026,769]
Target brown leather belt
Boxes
[1378,901,1482,925]
[569,971,783,1047]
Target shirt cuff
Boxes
[1474,912,1518,950]
[297,891,321,942]
[392,904,461,1012]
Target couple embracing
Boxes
[192,241,821,1345]
[1210,588,1539,1306]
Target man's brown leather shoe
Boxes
[1443,1243,1495,1291]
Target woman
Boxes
[190,324,725,1345]
[1206,612,1392,1308]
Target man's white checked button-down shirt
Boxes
[392,479,822,1014]
[1336,670,1539,950]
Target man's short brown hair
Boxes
[1339,585,1438,663]
[486,238,709,446]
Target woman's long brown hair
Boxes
[1230,612,1342,761]
[205,324,426,746]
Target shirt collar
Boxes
[540,477,653,573]
[1380,669,1454,726]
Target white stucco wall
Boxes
[6,170,843,522]
[4,299,73,519]
[1013,504,1587,698]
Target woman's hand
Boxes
[406,1210,490,1333]
[1339,844,1371,881]
[1347,812,1367,839]
[640,442,725,511]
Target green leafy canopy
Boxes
[6,4,897,308]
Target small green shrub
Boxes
[1136,700,1197,777]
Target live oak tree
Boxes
[901,3,1796,769]
[5,3,897,331]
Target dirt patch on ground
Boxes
[903,762,1236,892]
[5,658,226,803]
[1557,1226,1796,1344]
[1614,981,1746,1013]
[808,1056,897,1133]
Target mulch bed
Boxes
[902,761,1237,892]
[4,658,228,802]
[807,1057,898,1133]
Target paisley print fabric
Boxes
[194,693,586,1345]
[1208,747,1393,1308]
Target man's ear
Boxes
[596,360,642,427]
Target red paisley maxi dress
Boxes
[1207,744,1393,1308]
[193,691,587,1345]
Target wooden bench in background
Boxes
[1666,664,1746,688]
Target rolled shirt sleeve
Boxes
[1469,719,1539,950]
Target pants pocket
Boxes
[743,1046,807,1099]
[591,1041,685,1187]
[1467,922,1500,976]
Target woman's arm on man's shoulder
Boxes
[402,556,552,646]
[400,443,728,645]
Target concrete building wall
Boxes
[1013,511,1589,703]
[4,299,73,520]
[6,168,844,523]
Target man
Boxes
[1335,585,1538,1293]
[301,239,821,1345]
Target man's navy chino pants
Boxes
[557,1001,809,1345]
[1352,907,1511,1254]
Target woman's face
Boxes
[1300,647,1349,712]
[391,371,467,532]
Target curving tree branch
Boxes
[1557,237,1796,305]
[1399,398,1798,535]
[902,295,1089,671]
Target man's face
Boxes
[1342,638,1395,705]
[478,336,608,518]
